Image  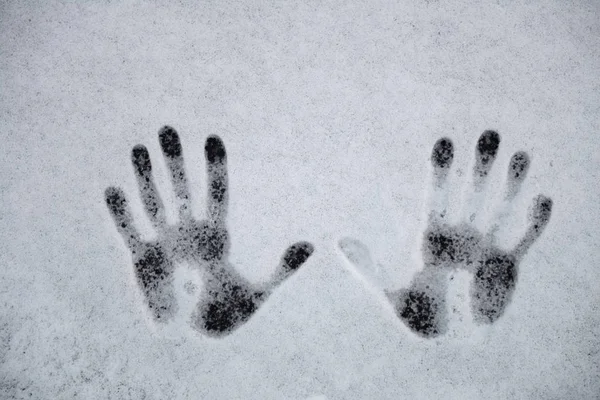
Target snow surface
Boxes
[1,0,599,398]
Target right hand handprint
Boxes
[105,126,314,337]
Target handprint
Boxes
[339,131,552,338]
[105,126,314,337]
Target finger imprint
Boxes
[268,241,315,289]
[205,135,228,226]
[132,145,167,229]
[105,186,141,251]
[428,137,454,224]
[463,131,500,224]
[159,126,192,222]
[504,151,530,200]
[513,195,553,258]
[473,130,500,187]
[487,151,531,241]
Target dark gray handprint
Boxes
[105,126,314,337]
[339,131,552,338]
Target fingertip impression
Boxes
[105,187,127,215]
[338,237,372,267]
[532,195,553,228]
[431,137,454,169]
[477,130,501,160]
[132,145,151,175]
[159,126,182,158]
[474,130,501,178]
[283,241,315,271]
[508,151,530,181]
[205,135,226,163]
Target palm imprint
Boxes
[339,130,553,338]
[105,126,314,337]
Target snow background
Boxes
[1,0,599,398]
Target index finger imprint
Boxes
[504,151,530,200]
[487,151,532,240]
[529,195,553,234]
[513,195,553,258]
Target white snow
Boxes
[1,0,599,399]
